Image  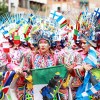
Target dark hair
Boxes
[75,40,82,48]
[8,39,14,47]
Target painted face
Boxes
[56,41,62,50]
[38,39,50,53]
[81,39,90,54]
[14,44,19,49]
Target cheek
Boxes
[44,44,49,47]
[85,46,88,51]
[39,43,49,48]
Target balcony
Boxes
[29,0,47,4]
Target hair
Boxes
[74,40,82,48]
[8,39,14,47]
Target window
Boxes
[57,7,61,12]
[80,0,89,8]
[53,0,57,1]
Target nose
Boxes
[41,44,45,48]
[81,43,85,48]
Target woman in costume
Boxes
[13,28,84,100]
[0,38,11,71]
[75,32,100,100]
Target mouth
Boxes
[82,47,85,50]
[41,48,45,50]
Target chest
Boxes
[33,54,56,68]
[10,49,22,61]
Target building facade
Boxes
[7,0,100,14]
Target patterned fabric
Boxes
[76,47,98,100]
[32,53,57,69]
[63,48,83,65]
[15,75,33,100]
[0,47,8,67]
[83,47,97,68]
[23,49,59,70]
[7,47,24,70]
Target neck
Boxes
[40,50,50,55]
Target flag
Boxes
[49,10,66,25]
[3,42,10,53]
[61,19,69,27]
[24,25,32,41]
[0,71,16,100]
[76,21,80,31]
[32,64,67,100]
[83,47,97,68]
[1,71,15,94]
[23,24,29,34]
[73,29,79,40]
[49,10,61,20]
[74,29,79,35]
[14,35,20,45]
[73,21,80,40]
[93,8,100,17]
[60,20,67,28]
[56,15,66,25]
[76,82,100,100]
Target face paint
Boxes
[38,39,50,53]
[81,40,90,54]
[39,43,48,47]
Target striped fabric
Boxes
[83,47,97,68]
[76,82,100,100]
[82,82,100,97]
[76,47,98,100]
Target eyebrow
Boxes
[82,41,86,43]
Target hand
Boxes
[83,64,92,71]
[78,66,84,71]
[66,63,74,71]
[14,67,23,74]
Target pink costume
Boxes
[25,48,83,100]
[6,47,24,70]
[0,46,11,68]
[25,50,58,69]
[58,47,83,65]
[6,46,33,99]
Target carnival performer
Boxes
[75,32,99,100]
[13,29,84,100]
[6,40,23,71]
[2,36,34,99]
[0,38,11,71]
[62,40,85,99]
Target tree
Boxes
[0,0,8,15]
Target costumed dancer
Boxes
[15,29,69,100]
[75,32,99,100]
[0,38,12,71]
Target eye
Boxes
[82,42,86,44]
[39,41,42,44]
[45,41,48,44]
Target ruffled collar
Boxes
[37,50,52,58]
